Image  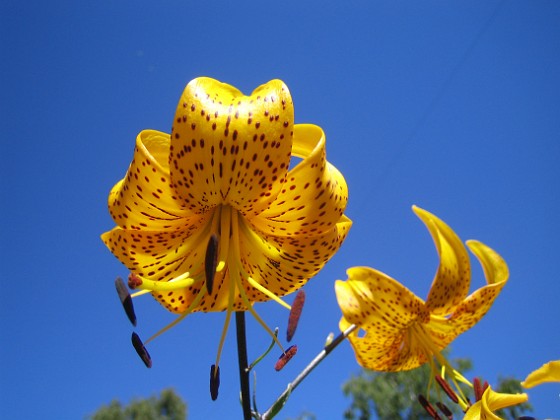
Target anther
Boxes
[473,377,483,401]
[131,332,152,368]
[205,234,219,295]
[418,395,441,420]
[435,402,453,419]
[210,364,220,400]
[286,290,305,342]
[435,375,459,404]
[115,277,136,326]
[274,345,298,371]
[128,272,143,289]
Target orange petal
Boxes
[169,77,294,216]
[106,130,201,231]
[255,124,349,236]
[413,206,471,316]
[445,240,509,335]
[335,267,428,371]
[521,360,560,388]
[237,215,351,302]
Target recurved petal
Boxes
[106,130,201,231]
[521,360,560,388]
[413,206,471,316]
[101,209,215,313]
[445,240,508,335]
[464,386,528,420]
[169,77,294,216]
[335,267,430,371]
[237,214,352,302]
[255,124,349,236]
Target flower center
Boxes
[410,323,471,410]
[126,204,291,370]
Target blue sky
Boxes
[1,1,559,419]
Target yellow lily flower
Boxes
[102,77,351,368]
[335,206,508,406]
[464,386,528,420]
[521,360,560,388]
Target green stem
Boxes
[236,311,252,420]
[260,323,357,419]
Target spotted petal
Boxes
[239,214,352,302]
[413,206,471,316]
[464,386,528,420]
[444,240,509,334]
[104,130,204,231]
[335,267,429,371]
[255,124,349,236]
[169,77,294,216]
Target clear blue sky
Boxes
[1,1,559,418]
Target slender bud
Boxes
[210,364,220,401]
[205,234,219,295]
[418,395,441,420]
[115,277,136,326]
[435,375,459,404]
[287,290,305,342]
[131,332,152,368]
[274,345,298,371]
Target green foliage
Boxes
[342,354,472,420]
[342,354,533,420]
[88,389,187,420]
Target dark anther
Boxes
[418,395,441,420]
[287,290,305,342]
[205,234,219,295]
[131,332,152,368]
[435,375,459,404]
[210,364,220,401]
[127,272,142,289]
[115,277,137,326]
[274,345,298,371]
[474,377,483,401]
[436,402,453,419]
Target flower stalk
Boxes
[236,311,252,420]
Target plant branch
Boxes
[260,323,358,419]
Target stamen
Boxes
[435,402,453,419]
[131,332,152,368]
[418,394,441,420]
[436,375,459,404]
[210,364,220,400]
[274,345,298,371]
[230,208,284,351]
[287,290,306,342]
[144,287,206,345]
[205,234,219,294]
[473,377,483,401]
[115,277,136,326]
[213,268,235,371]
[246,276,291,310]
[411,324,471,410]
